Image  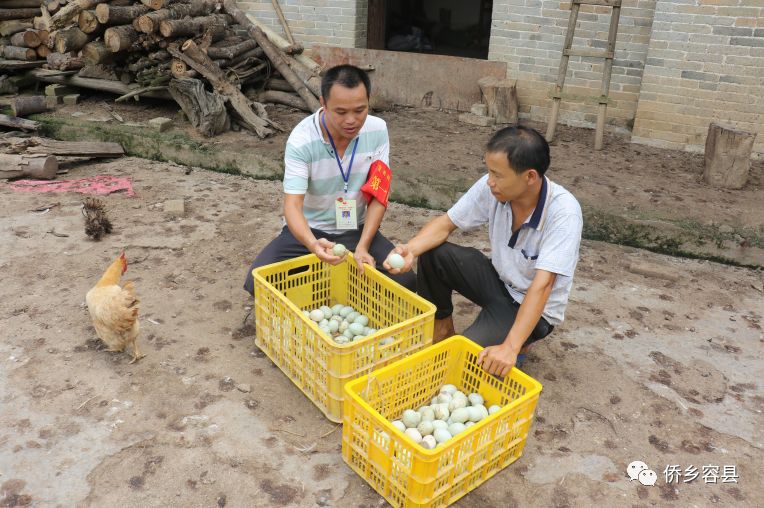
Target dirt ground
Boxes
[46,95,764,264]
[1,104,763,507]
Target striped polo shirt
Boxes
[447,175,583,325]
[283,108,390,234]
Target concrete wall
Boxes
[631,0,764,155]
[238,0,367,48]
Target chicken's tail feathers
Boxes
[122,281,140,312]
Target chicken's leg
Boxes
[129,340,146,364]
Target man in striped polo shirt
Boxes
[244,65,416,294]
[384,126,583,375]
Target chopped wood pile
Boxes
[0,135,125,180]
[0,0,323,137]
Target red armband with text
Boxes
[360,160,392,208]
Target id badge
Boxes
[335,198,357,230]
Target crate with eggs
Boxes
[252,249,435,422]
[342,336,543,507]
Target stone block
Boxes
[44,96,61,108]
[164,199,186,216]
[458,113,495,127]
[471,103,488,116]
[149,117,173,132]
[45,84,76,97]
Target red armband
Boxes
[361,160,392,208]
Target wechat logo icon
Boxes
[627,461,657,486]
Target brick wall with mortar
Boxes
[237,0,367,48]
[631,0,764,155]
[488,0,657,131]
[240,1,763,155]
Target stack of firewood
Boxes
[0,135,125,180]
[0,0,323,137]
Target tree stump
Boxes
[168,77,228,137]
[703,122,756,189]
[478,76,519,125]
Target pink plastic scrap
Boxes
[7,175,135,197]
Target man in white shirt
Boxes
[385,126,583,376]
[244,65,415,294]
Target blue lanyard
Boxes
[322,112,359,193]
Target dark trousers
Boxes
[243,225,417,294]
[417,242,554,347]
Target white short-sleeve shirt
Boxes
[282,108,390,234]
[447,175,583,325]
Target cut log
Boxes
[104,24,138,52]
[48,0,107,32]
[0,74,34,94]
[148,49,170,61]
[0,20,33,37]
[5,1,47,8]
[38,29,49,45]
[170,58,197,78]
[0,58,44,71]
[54,26,90,53]
[478,76,519,125]
[0,113,40,131]
[168,77,228,136]
[271,0,295,45]
[136,0,218,34]
[81,40,112,64]
[2,45,37,60]
[703,122,757,190]
[95,4,150,25]
[141,0,182,11]
[46,1,61,14]
[224,47,264,68]
[0,9,42,22]
[224,0,320,112]
[243,12,320,75]
[46,51,84,70]
[127,56,154,73]
[265,78,292,93]
[25,138,125,157]
[205,38,256,60]
[11,96,49,117]
[0,154,58,180]
[285,56,320,98]
[169,40,276,137]
[251,89,309,112]
[10,29,41,48]
[36,44,52,58]
[33,4,51,31]
[78,9,100,33]
[158,14,229,38]
[30,68,172,100]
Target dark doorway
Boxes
[367,0,493,59]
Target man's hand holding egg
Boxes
[384,245,415,274]
[312,238,346,265]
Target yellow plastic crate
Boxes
[342,336,543,507]
[252,253,435,422]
